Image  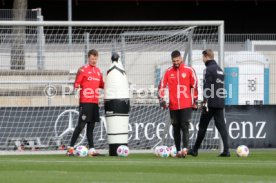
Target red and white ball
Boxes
[117,145,130,157]
[75,145,88,157]
[169,146,177,157]
[154,146,161,157]
[158,146,170,158]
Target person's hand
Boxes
[74,87,81,95]
[201,100,209,113]
[159,98,167,109]
[192,100,198,111]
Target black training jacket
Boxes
[203,60,225,108]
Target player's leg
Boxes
[170,110,182,157]
[86,122,102,156]
[189,108,213,156]
[86,122,96,148]
[87,103,101,156]
[67,104,87,156]
[67,119,86,156]
[179,108,192,157]
[69,120,86,147]
[213,109,230,157]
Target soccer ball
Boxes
[158,146,170,158]
[169,146,177,157]
[154,146,161,157]
[236,145,249,157]
[88,148,97,157]
[75,145,88,157]
[117,145,130,157]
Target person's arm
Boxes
[74,67,84,89]
[190,67,198,110]
[99,72,104,89]
[203,68,212,102]
[190,67,198,101]
[158,70,168,108]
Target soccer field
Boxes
[0,150,275,183]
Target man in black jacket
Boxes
[188,49,230,157]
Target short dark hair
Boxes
[88,49,98,57]
[202,49,214,59]
[171,50,181,58]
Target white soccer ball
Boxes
[75,145,88,157]
[88,148,97,157]
[154,146,161,157]
[158,146,170,158]
[169,146,177,157]
[117,145,130,157]
[236,145,250,157]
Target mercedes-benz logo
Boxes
[54,109,86,147]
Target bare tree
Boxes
[10,0,27,70]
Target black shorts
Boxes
[79,103,100,123]
[169,108,192,126]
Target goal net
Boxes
[0,21,223,151]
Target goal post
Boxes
[0,21,224,152]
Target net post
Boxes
[37,8,44,70]
[218,22,225,153]
[218,22,224,69]
[187,29,194,66]
[68,0,72,45]
[121,35,126,68]
[84,32,89,64]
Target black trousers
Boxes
[170,108,192,152]
[193,107,229,152]
[70,103,99,148]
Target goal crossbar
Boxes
[0,20,224,27]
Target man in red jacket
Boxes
[159,50,198,158]
[67,49,104,156]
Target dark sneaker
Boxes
[188,149,198,157]
[218,151,231,157]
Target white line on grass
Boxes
[0,159,276,166]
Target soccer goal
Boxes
[0,21,224,152]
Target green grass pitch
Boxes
[0,150,275,183]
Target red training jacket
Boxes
[159,63,198,110]
[74,64,104,104]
